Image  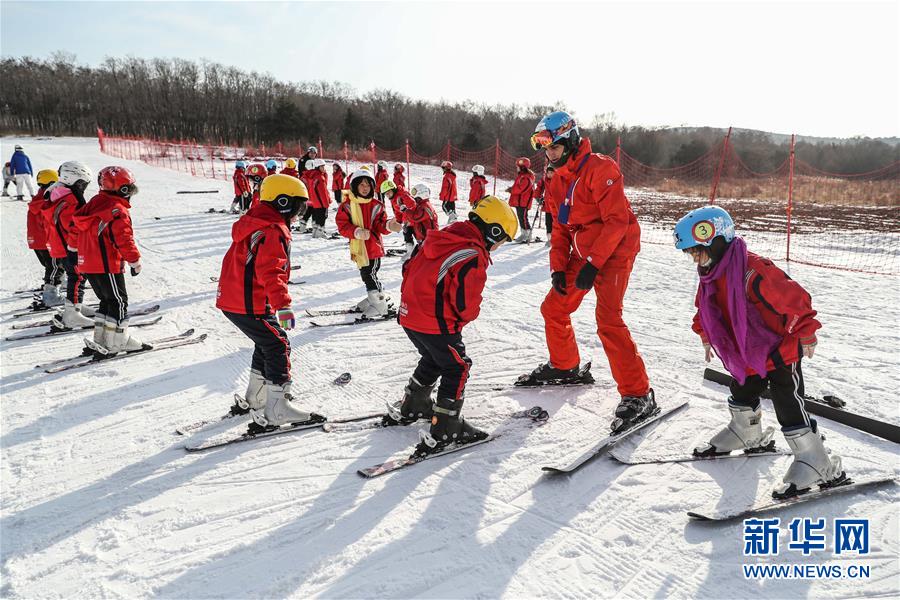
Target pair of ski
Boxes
[36,328,207,373]
[304,306,397,327]
[5,305,163,341]
[209,276,306,286]
[11,302,99,319]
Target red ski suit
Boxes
[280,167,300,179]
[399,220,489,335]
[375,168,389,195]
[692,252,821,374]
[535,174,557,215]
[393,169,406,190]
[332,168,345,191]
[405,198,438,242]
[303,170,329,209]
[508,170,536,209]
[335,194,390,261]
[72,192,141,274]
[541,137,648,396]
[390,188,415,222]
[27,187,51,249]
[233,169,251,196]
[42,186,82,258]
[440,170,458,202]
[468,175,487,205]
[215,203,292,316]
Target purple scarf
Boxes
[697,237,781,384]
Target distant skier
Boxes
[673,206,844,498]
[506,157,536,243]
[231,161,251,213]
[439,161,458,223]
[383,196,518,457]
[535,165,556,247]
[393,163,406,190]
[298,146,317,176]
[331,162,346,206]
[9,144,35,200]
[2,162,12,196]
[27,169,64,307]
[525,111,653,431]
[403,183,438,256]
[265,159,278,176]
[375,161,389,200]
[280,158,300,179]
[468,164,488,206]
[302,159,330,238]
[381,179,419,260]
[245,163,267,210]
[335,169,395,319]
[216,174,317,429]
[73,166,150,355]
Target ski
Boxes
[11,304,161,330]
[542,401,689,474]
[175,393,250,435]
[36,329,197,369]
[12,302,99,319]
[210,276,305,285]
[687,475,896,521]
[357,435,498,478]
[513,362,595,388]
[304,307,360,317]
[40,330,204,373]
[703,368,900,444]
[309,311,397,327]
[608,444,789,465]
[325,405,548,434]
[5,315,162,341]
[184,412,381,452]
[12,287,41,295]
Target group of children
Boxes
[25,160,147,357]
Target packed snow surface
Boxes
[1,137,898,599]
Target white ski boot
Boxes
[250,381,322,430]
[360,290,390,320]
[353,295,371,313]
[402,242,415,262]
[231,369,267,415]
[446,210,458,224]
[41,283,64,308]
[102,318,151,355]
[52,300,95,330]
[83,314,110,356]
[312,224,328,239]
[773,425,845,499]
[693,400,776,456]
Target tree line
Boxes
[1,54,897,175]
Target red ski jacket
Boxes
[508,170,536,209]
[72,191,141,274]
[332,169,345,191]
[335,195,390,261]
[440,171,458,202]
[468,175,487,205]
[250,187,261,209]
[375,168,388,194]
[692,252,821,372]
[280,167,300,179]
[390,188,416,222]
[535,175,557,214]
[42,185,83,258]
[547,138,640,273]
[233,169,251,196]
[216,203,292,316]
[303,170,329,209]
[405,199,438,242]
[399,220,489,335]
[27,186,51,249]
[393,170,406,190]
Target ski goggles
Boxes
[530,120,577,150]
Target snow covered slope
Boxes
[1,137,897,599]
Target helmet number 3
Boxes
[692,220,715,243]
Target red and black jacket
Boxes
[27,186,52,250]
[233,169,251,196]
[508,170,536,208]
[468,175,487,205]
[439,170,458,202]
[41,185,84,258]
[332,168,345,191]
[375,168,388,195]
[405,199,438,242]
[692,252,821,371]
[216,203,292,316]
[280,167,300,179]
[72,191,141,274]
[390,188,416,222]
[399,220,489,335]
[303,170,329,209]
[393,170,406,190]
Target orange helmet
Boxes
[246,163,267,183]
[441,160,453,170]
[516,157,531,169]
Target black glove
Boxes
[575,262,599,290]
[551,271,567,296]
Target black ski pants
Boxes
[224,311,292,385]
[64,250,85,304]
[404,328,472,402]
[442,201,456,215]
[85,272,129,323]
[34,249,64,285]
[359,257,382,292]
[516,206,532,232]
[545,212,553,234]
[310,207,327,227]
[730,360,813,430]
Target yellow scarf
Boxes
[348,192,372,269]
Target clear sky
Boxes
[2,0,898,138]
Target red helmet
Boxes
[441,160,453,170]
[246,163,267,182]
[516,157,531,169]
[394,163,404,172]
[98,166,139,198]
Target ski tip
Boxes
[540,466,568,475]
[183,328,196,336]
[196,334,209,341]
[687,511,712,521]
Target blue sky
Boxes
[2,0,898,138]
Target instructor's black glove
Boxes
[551,271,567,296]
[575,262,599,290]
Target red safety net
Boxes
[98,128,899,275]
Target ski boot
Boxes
[610,388,658,433]
[359,290,391,320]
[446,210,458,224]
[382,376,435,426]
[412,397,488,458]
[230,369,267,416]
[249,381,325,433]
[96,318,152,357]
[516,362,592,387]
[51,300,94,330]
[41,283,64,308]
[312,224,328,239]
[82,314,110,356]
[772,423,846,499]
[693,399,776,457]
[402,242,415,262]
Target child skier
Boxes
[27,169,64,307]
[2,162,12,197]
[375,161,389,200]
[265,159,278,176]
[534,165,556,247]
[73,166,149,356]
[280,158,300,179]
[468,164,488,206]
[384,196,518,457]
[393,163,406,190]
[335,169,394,319]
[380,179,417,259]
[216,174,318,428]
[402,183,439,257]
[245,163,267,210]
[331,162,346,205]
[507,157,536,243]
[673,206,843,499]
[303,159,330,238]
[439,160,458,223]
[44,161,95,330]
[231,161,251,214]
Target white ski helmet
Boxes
[377,160,388,169]
[313,158,326,169]
[58,161,93,187]
[307,146,318,154]
[305,159,316,171]
[410,183,431,200]
[472,164,485,176]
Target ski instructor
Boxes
[525,111,654,431]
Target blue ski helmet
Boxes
[235,160,246,169]
[673,206,735,250]
[532,111,581,167]
[266,159,277,170]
